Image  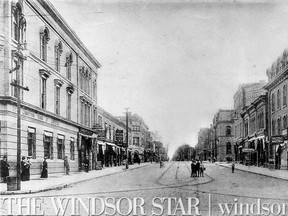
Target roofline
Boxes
[31,0,101,69]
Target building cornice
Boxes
[264,67,288,90]
[0,96,94,133]
[25,0,101,69]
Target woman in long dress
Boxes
[40,157,48,178]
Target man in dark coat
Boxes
[0,156,10,183]
[196,160,200,177]
[41,157,48,178]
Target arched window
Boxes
[12,2,26,43]
[55,40,63,71]
[283,85,287,107]
[277,89,281,110]
[40,27,50,62]
[277,117,281,135]
[272,120,275,136]
[226,126,232,136]
[283,115,287,129]
[272,93,275,113]
[66,52,73,80]
[226,142,232,155]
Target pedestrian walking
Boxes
[26,157,32,181]
[0,156,10,183]
[232,160,235,173]
[190,160,194,177]
[64,156,70,175]
[196,160,200,177]
[40,157,48,178]
[199,161,204,177]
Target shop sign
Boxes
[242,148,255,153]
[79,128,94,136]
[271,136,284,144]
[116,129,123,145]
[97,130,106,140]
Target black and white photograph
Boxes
[1,0,288,215]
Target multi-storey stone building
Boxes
[0,0,100,178]
[265,50,288,170]
[233,81,267,162]
[212,109,234,161]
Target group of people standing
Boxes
[21,156,32,181]
[191,160,205,177]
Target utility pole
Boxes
[10,44,29,190]
[125,108,130,169]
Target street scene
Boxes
[1,0,288,215]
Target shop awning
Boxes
[97,141,105,145]
[106,142,116,147]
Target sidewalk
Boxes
[0,163,149,195]
[216,162,288,181]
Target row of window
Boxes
[27,128,75,160]
[40,74,73,120]
[271,115,288,136]
[271,85,287,113]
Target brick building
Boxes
[265,50,288,170]
[233,81,267,162]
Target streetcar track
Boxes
[5,162,288,201]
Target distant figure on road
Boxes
[232,160,235,173]
[191,160,197,177]
[64,156,70,175]
[199,161,204,177]
[40,157,48,178]
[196,160,200,177]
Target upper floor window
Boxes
[39,69,51,110]
[272,120,276,136]
[40,27,50,62]
[55,41,63,72]
[283,85,287,107]
[277,89,281,110]
[66,53,73,80]
[133,126,140,132]
[226,126,232,136]
[54,79,63,115]
[283,115,287,130]
[67,93,71,120]
[133,137,140,146]
[12,3,26,43]
[226,142,232,155]
[277,117,281,135]
[272,93,275,113]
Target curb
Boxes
[0,163,149,195]
[216,163,288,181]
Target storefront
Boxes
[78,129,97,171]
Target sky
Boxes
[50,0,288,158]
